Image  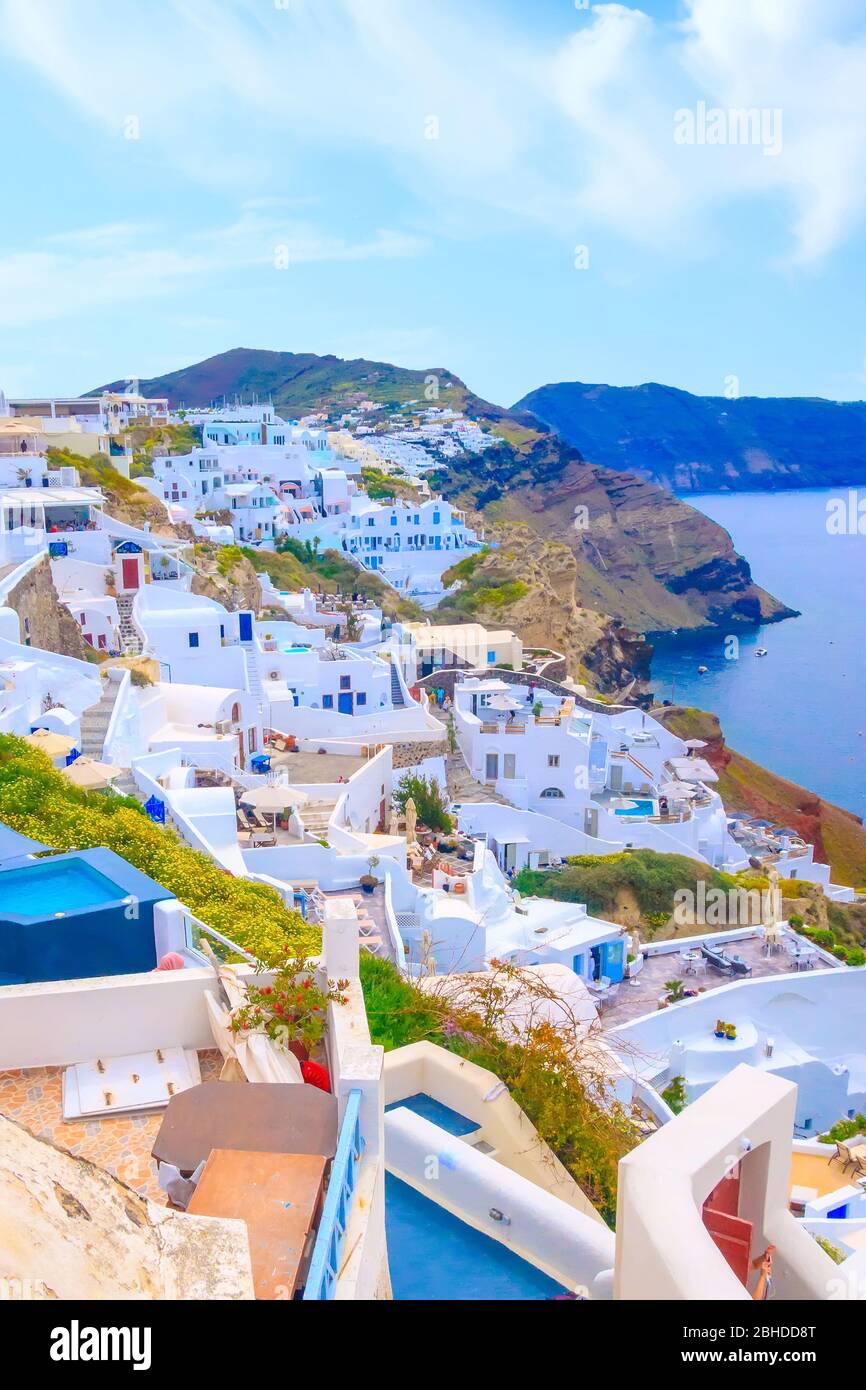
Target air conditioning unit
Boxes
[214,719,232,735]
[269,670,280,681]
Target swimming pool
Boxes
[385,1173,568,1300]
[0,848,174,986]
[615,798,656,817]
[0,859,124,916]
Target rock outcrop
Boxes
[5,555,91,660]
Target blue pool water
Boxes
[385,1173,568,1300]
[0,860,123,916]
[615,799,655,817]
[385,1093,480,1138]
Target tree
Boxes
[393,772,452,833]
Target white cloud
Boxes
[0,213,429,329]
[3,0,866,264]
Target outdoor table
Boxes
[187,1148,327,1299]
[250,753,272,773]
[152,1082,338,1177]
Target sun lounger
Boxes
[360,934,384,954]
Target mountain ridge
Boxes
[89,348,794,665]
[513,378,866,494]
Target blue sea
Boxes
[649,488,866,821]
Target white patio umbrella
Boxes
[240,783,310,831]
[63,757,122,790]
[683,738,708,750]
[486,692,523,712]
[659,780,697,799]
[24,729,75,760]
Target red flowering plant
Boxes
[229,947,349,1056]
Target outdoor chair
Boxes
[833,1141,853,1170]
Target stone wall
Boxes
[7,555,91,660]
[390,738,448,768]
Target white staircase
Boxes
[389,660,405,708]
[242,644,265,715]
[302,800,338,837]
[116,594,142,655]
[78,672,124,758]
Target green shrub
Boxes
[819,1113,866,1144]
[513,849,731,923]
[393,772,452,833]
[662,1076,688,1114]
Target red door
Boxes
[702,1166,753,1286]
[121,557,139,590]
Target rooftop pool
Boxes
[0,859,125,917]
[614,798,656,817]
[0,847,174,986]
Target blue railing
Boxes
[303,1088,365,1300]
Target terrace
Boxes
[0,903,388,1301]
[0,1050,222,1203]
[599,932,803,1029]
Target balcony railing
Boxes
[303,1088,365,1300]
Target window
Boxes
[432,511,440,524]
[322,694,333,709]
[548,755,560,768]
[97,634,106,650]
[188,632,199,648]
[487,650,495,664]
[390,515,397,525]
[248,727,257,753]
[540,786,564,798]
[356,691,367,706]
[339,675,351,690]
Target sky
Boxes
[2,0,866,406]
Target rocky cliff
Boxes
[6,555,91,661]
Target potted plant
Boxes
[360,855,380,895]
[230,949,348,1064]
[714,1018,726,1038]
[665,978,686,1004]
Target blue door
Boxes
[238,611,253,642]
[338,692,353,715]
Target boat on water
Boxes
[697,665,708,674]
[756,648,768,657]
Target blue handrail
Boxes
[303,1088,365,1300]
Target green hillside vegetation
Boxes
[359,465,422,502]
[241,540,422,619]
[121,421,202,477]
[436,548,529,617]
[513,850,735,930]
[45,447,169,527]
